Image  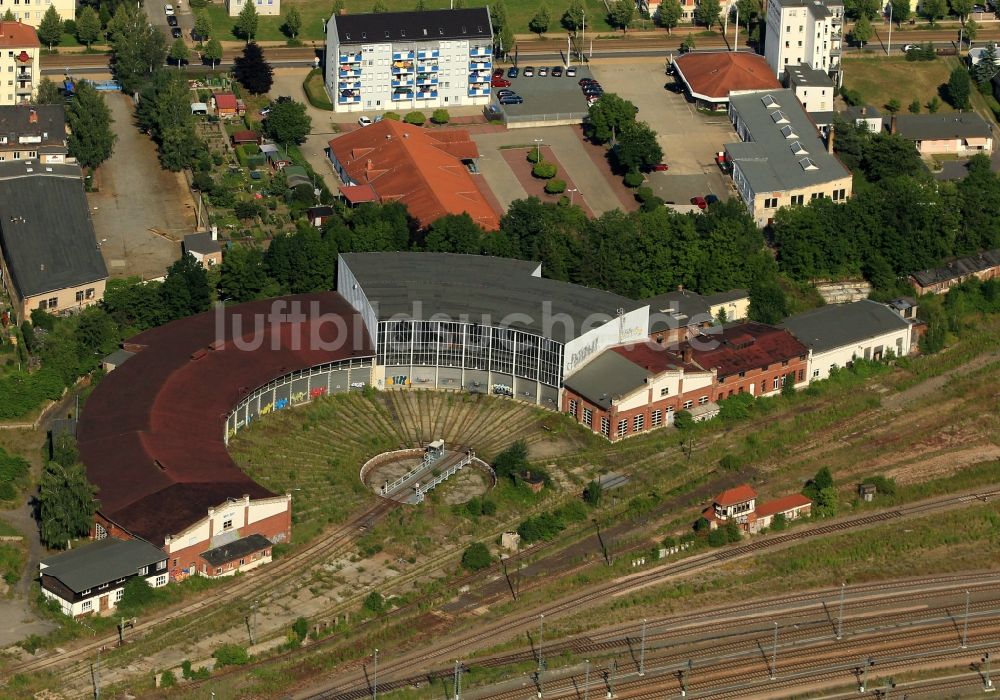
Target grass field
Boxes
[203,0,621,43]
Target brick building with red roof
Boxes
[78,293,375,580]
[328,120,499,230]
[702,484,811,533]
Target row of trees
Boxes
[585,94,664,182]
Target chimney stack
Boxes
[827,124,835,154]
[28,108,37,124]
[211,224,218,241]
[860,106,867,115]
[890,114,898,135]
[682,346,693,363]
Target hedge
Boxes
[544,178,566,194]
[532,161,557,179]
[403,111,426,126]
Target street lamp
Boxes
[533,138,543,162]
[567,188,579,205]
[887,1,893,55]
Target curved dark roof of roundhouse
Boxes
[78,293,373,546]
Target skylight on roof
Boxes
[780,124,798,139]
[798,157,818,171]
[761,94,779,108]
[770,110,789,124]
[789,141,808,155]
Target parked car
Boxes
[499,94,524,105]
[583,87,604,96]
[493,68,505,78]
[902,43,918,52]
[691,196,708,210]
[167,14,178,26]
[705,194,720,205]
[551,66,563,77]
[579,78,596,85]
[507,66,519,78]
[523,66,535,77]
[171,26,182,38]
[652,163,669,171]
[586,95,600,105]
[973,4,987,12]
[358,116,373,126]
[164,3,174,15]
[492,77,512,88]
[566,67,577,77]
[496,89,515,98]
[538,67,548,76]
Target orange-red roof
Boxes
[340,183,377,203]
[0,22,39,49]
[674,52,780,100]
[756,493,812,518]
[714,484,758,507]
[213,92,238,110]
[329,120,499,231]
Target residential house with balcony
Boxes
[324,8,493,113]
[0,104,68,163]
[1,0,77,30]
[764,0,843,86]
[0,22,40,105]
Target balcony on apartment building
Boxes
[392,50,415,60]
[391,76,415,87]
[417,49,439,60]
[415,90,439,99]
[469,59,491,71]
[469,46,491,57]
[415,73,438,86]
[338,79,362,90]
[416,62,439,72]
[339,53,362,64]
[467,87,489,97]
[339,67,362,78]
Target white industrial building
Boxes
[325,8,493,113]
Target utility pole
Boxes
[372,648,379,700]
[639,619,647,676]
[607,659,616,699]
[770,622,778,680]
[583,659,590,700]
[963,590,970,649]
[860,657,874,693]
[537,614,545,698]
[983,652,994,691]
[836,581,846,640]
[887,1,893,55]
[252,599,259,646]
[733,5,739,51]
[94,647,100,700]
[453,660,462,700]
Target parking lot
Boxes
[591,59,737,205]
[493,62,594,123]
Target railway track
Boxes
[298,486,1000,700]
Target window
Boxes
[812,368,820,378]
[239,558,245,566]
[81,588,92,596]
[617,418,628,437]
[660,387,669,397]
[47,297,58,308]
[600,417,610,438]
[698,395,709,405]
[791,194,804,205]
[651,409,662,427]
[157,560,166,570]
[222,519,233,530]
[216,568,222,575]
[764,197,778,208]
[172,558,178,568]
[738,371,745,378]
[75,291,84,302]
[138,566,148,576]
[583,407,593,427]
[81,599,93,611]
[832,188,846,201]
[114,588,124,602]
[773,377,780,390]
[682,400,693,410]
[633,414,644,432]
[811,192,822,200]
[568,399,578,417]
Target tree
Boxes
[850,15,873,50]
[38,461,97,549]
[1,9,14,21]
[610,0,635,30]
[169,37,190,67]
[237,1,259,41]
[973,42,997,85]
[889,0,910,24]
[908,98,921,113]
[35,77,64,104]
[585,93,638,144]
[108,5,168,93]
[233,41,273,94]
[431,108,450,124]
[76,6,101,48]
[528,4,550,35]
[656,0,683,32]
[403,110,426,125]
[562,0,585,32]
[695,0,721,28]
[921,0,946,25]
[194,10,213,43]
[161,254,212,319]
[424,213,485,253]
[965,17,979,43]
[213,644,250,667]
[363,590,385,614]
[748,279,788,323]
[66,82,116,169]
[681,34,696,52]
[946,65,972,109]
[264,99,312,146]
[927,96,941,112]
[372,0,389,12]
[884,97,902,114]
[736,0,763,25]
[612,121,664,173]
[414,0,427,9]
[583,480,602,506]
[283,6,301,38]
[460,542,492,571]
[38,6,63,50]
[951,0,973,22]
[218,245,275,302]
[203,37,223,68]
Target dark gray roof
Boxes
[779,300,909,353]
[0,161,107,298]
[40,538,166,593]
[201,533,272,568]
[842,104,881,120]
[562,350,649,409]
[726,89,851,194]
[0,105,67,152]
[644,289,712,333]
[704,289,748,305]
[771,0,838,15]
[340,252,642,344]
[183,231,221,256]
[894,113,993,141]
[910,248,1000,287]
[786,64,834,88]
[102,348,136,367]
[332,8,492,45]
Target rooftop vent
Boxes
[761,94,779,108]
[798,157,818,170]
[385,30,390,37]
[789,141,808,155]
[770,110,788,124]
[345,32,351,39]
[361,31,366,38]
[439,27,444,34]
[780,124,798,139]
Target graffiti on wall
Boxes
[310,386,327,399]
[492,384,513,397]
[387,376,410,386]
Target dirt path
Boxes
[882,349,1000,411]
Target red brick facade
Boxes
[166,508,291,580]
[562,382,713,442]
[713,356,808,400]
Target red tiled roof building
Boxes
[673,52,781,110]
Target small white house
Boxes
[226,0,280,17]
[40,538,169,617]
[780,299,913,382]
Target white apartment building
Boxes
[0,21,39,105]
[0,0,76,28]
[764,0,843,84]
[325,8,493,113]
[226,0,279,18]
